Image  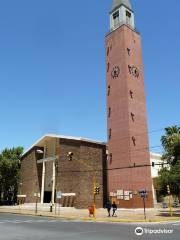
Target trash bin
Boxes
[88,206,94,217]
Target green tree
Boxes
[0,147,23,205]
[157,126,180,199]
[161,125,180,165]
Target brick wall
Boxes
[106,24,154,208]
[57,139,107,209]
[20,148,40,203]
[19,138,107,208]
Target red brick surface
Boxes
[106,25,153,208]
[20,139,107,209]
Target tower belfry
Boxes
[106,0,154,208]
[110,0,135,31]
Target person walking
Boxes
[105,200,112,217]
[112,201,117,217]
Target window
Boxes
[109,153,112,164]
[113,11,119,28]
[108,107,111,118]
[132,136,136,146]
[126,11,131,25]
[107,62,110,72]
[113,11,119,19]
[107,47,110,56]
[128,65,132,74]
[127,48,131,56]
[131,112,135,122]
[109,128,112,140]
[126,11,131,18]
[108,85,111,96]
[129,90,133,99]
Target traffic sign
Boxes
[57,191,62,199]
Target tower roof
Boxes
[111,0,133,13]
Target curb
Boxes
[0,210,180,223]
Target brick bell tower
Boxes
[106,0,154,208]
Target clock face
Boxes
[128,65,139,78]
[111,66,120,79]
[132,66,139,78]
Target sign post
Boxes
[139,189,148,220]
[57,191,62,216]
[34,193,40,214]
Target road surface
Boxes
[0,213,179,240]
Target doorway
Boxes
[44,191,52,203]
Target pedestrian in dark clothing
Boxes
[112,202,117,217]
[105,201,112,217]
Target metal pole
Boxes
[58,198,60,216]
[143,197,146,220]
[35,195,38,214]
[52,161,56,206]
[169,195,173,217]
[93,176,96,218]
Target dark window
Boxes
[126,11,131,26]
[131,112,135,122]
[109,128,112,140]
[132,136,136,146]
[108,85,111,96]
[113,11,119,19]
[107,47,110,56]
[127,48,131,56]
[109,153,112,164]
[113,11,119,28]
[129,90,133,99]
[126,11,131,18]
[107,62,110,72]
[108,107,111,118]
[128,65,132,74]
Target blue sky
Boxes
[0,0,179,153]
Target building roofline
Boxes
[109,3,133,14]
[150,152,162,159]
[22,134,106,157]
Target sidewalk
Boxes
[0,205,180,223]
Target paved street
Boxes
[0,213,179,240]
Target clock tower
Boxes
[106,0,154,208]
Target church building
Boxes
[19,1,155,209]
[20,134,107,209]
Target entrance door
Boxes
[44,191,52,203]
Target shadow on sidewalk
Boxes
[158,209,180,217]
